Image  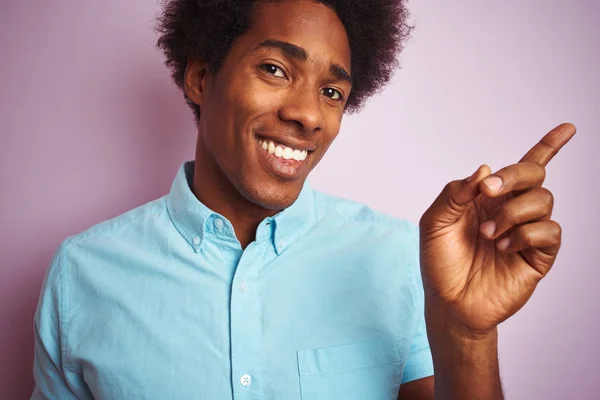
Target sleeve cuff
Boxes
[401,348,434,383]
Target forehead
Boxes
[244,0,351,71]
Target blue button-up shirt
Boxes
[32,161,433,400]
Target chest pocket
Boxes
[296,336,406,400]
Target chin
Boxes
[237,178,302,211]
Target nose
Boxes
[278,87,324,134]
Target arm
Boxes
[424,301,503,400]
[397,302,503,400]
[31,245,80,400]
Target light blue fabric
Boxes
[31,160,434,400]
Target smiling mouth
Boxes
[257,136,309,162]
[256,136,312,179]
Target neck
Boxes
[192,137,277,250]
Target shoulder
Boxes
[58,195,169,253]
[312,189,418,239]
[46,196,172,308]
[310,189,420,274]
[309,190,424,305]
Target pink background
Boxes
[1,0,598,398]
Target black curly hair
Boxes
[156,0,412,122]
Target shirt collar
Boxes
[166,160,314,254]
[271,171,315,255]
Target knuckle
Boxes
[539,164,547,181]
[440,180,463,208]
[445,180,460,193]
[521,161,546,186]
[442,182,457,200]
[537,187,554,208]
[500,203,519,225]
[553,221,562,239]
[530,161,546,180]
[502,167,518,185]
[521,232,535,248]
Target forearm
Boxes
[425,300,504,400]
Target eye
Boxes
[321,87,344,101]
[260,63,286,78]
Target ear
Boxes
[183,57,210,106]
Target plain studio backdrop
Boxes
[1,0,598,398]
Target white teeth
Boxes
[259,138,309,161]
[282,147,293,160]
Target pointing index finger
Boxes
[519,123,577,167]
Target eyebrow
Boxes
[254,39,353,84]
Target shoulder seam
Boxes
[313,198,410,229]
[67,198,167,246]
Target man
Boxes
[31,0,575,399]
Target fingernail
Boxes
[480,220,496,238]
[466,167,480,182]
[497,237,510,251]
[483,176,503,192]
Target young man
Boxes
[31,1,575,399]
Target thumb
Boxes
[420,164,492,229]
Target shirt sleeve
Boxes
[401,222,434,384]
[401,312,434,383]
[31,242,80,400]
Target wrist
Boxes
[424,297,497,344]
[424,297,503,399]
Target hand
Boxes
[419,123,576,335]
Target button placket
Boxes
[229,242,264,397]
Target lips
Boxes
[258,137,308,161]
[256,137,310,179]
[256,134,316,152]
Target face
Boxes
[186,0,352,211]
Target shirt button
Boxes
[240,374,252,387]
[214,219,224,230]
[239,282,248,293]
[278,240,284,248]
[192,236,201,246]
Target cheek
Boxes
[233,79,282,118]
[222,80,281,141]
[321,117,342,148]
